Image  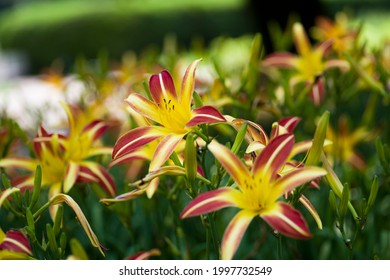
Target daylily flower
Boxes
[180,135,326,259]
[112,59,226,197]
[311,13,358,54]
[326,116,373,170]
[227,115,330,229]
[263,22,349,105]
[0,228,33,260]
[0,103,116,201]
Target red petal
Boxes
[309,77,325,106]
[149,70,177,104]
[186,106,226,127]
[180,187,238,218]
[0,230,32,255]
[253,134,294,180]
[112,126,163,159]
[180,59,201,108]
[221,210,255,260]
[208,140,251,189]
[149,134,183,171]
[278,117,301,133]
[78,163,116,197]
[82,120,109,142]
[262,202,311,239]
[262,52,297,68]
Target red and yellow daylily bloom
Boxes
[0,228,33,260]
[263,22,349,105]
[0,103,116,200]
[227,116,329,229]
[180,135,326,260]
[311,13,358,54]
[112,59,226,197]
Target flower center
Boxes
[157,98,191,134]
[238,176,275,214]
[296,50,324,82]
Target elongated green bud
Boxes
[26,208,35,232]
[46,224,59,258]
[30,165,42,209]
[365,176,379,216]
[339,183,350,220]
[231,121,248,155]
[185,133,197,184]
[53,205,64,237]
[69,238,88,260]
[307,111,329,166]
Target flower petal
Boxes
[0,230,32,255]
[180,187,239,218]
[309,77,325,106]
[125,93,160,123]
[82,120,109,142]
[50,194,105,255]
[246,141,265,154]
[273,166,327,197]
[149,70,177,104]
[208,140,251,188]
[145,178,160,198]
[262,202,311,239]
[180,59,201,108]
[262,52,297,68]
[290,140,312,158]
[109,149,149,168]
[324,59,350,72]
[253,134,295,180]
[63,161,80,193]
[112,126,163,160]
[186,106,226,127]
[226,116,268,144]
[130,166,188,187]
[79,162,116,197]
[221,210,255,260]
[299,195,322,230]
[126,249,161,260]
[149,134,184,171]
[293,22,312,56]
[278,117,301,133]
[0,187,20,208]
[0,158,37,171]
[100,189,146,206]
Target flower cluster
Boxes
[1,13,388,260]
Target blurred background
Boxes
[0,0,389,77]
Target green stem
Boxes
[194,128,210,144]
[207,213,220,259]
[33,199,52,219]
[276,234,282,259]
